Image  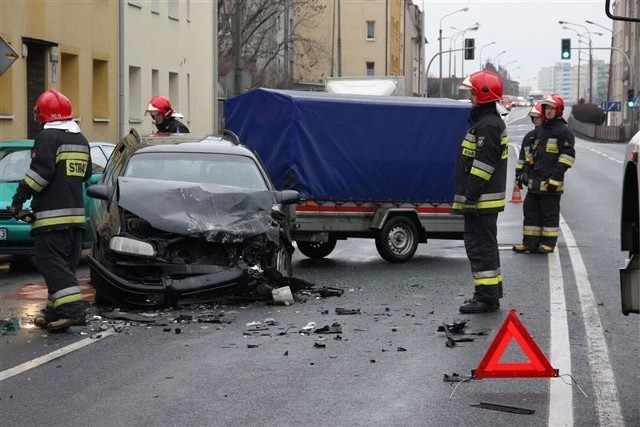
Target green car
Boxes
[0,139,114,263]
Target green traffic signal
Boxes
[561,38,571,60]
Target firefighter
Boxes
[10,89,92,331]
[513,94,575,254]
[452,70,508,314]
[513,103,545,252]
[145,95,190,133]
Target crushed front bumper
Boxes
[88,255,248,307]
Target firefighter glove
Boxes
[519,173,529,186]
[462,201,478,217]
[9,204,22,219]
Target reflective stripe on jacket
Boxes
[451,103,508,214]
[13,128,91,234]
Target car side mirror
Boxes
[275,190,300,205]
[86,184,112,201]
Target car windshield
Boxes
[123,152,269,190]
[0,148,31,182]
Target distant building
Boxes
[292,0,425,97]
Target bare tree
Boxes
[218,0,328,91]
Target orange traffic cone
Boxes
[509,183,523,203]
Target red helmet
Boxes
[146,95,174,119]
[529,103,543,117]
[542,94,564,117]
[460,70,503,104]
[34,89,73,124]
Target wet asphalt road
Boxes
[1,109,638,426]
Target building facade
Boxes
[0,0,215,142]
[0,1,119,141]
[292,0,424,96]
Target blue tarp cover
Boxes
[224,88,471,203]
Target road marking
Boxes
[559,216,624,425]
[548,248,573,426]
[0,329,115,382]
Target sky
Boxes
[421,0,613,89]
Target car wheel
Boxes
[296,239,337,259]
[375,216,418,263]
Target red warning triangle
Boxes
[473,309,558,378]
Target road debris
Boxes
[470,402,535,415]
[335,308,360,315]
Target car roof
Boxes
[125,132,255,157]
[1,140,115,148]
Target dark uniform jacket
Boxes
[516,127,538,183]
[523,118,575,194]
[452,103,508,214]
[12,128,91,234]
[156,117,190,133]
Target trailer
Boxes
[224,88,471,263]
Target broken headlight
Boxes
[110,236,156,258]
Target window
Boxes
[169,72,179,112]
[168,0,178,20]
[152,69,159,96]
[61,52,79,115]
[0,57,13,117]
[128,66,141,122]
[366,21,375,40]
[366,62,375,76]
[92,59,109,119]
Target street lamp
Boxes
[493,50,506,66]
[559,20,595,103]
[449,23,479,77]
[479,41,495,69]
[563,26,602,103]
[586,19,614,111]
[503,60,517,69]
[439,7,469,97]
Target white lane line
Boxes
[548,248,573,427]
[559,216,624,425]
[0,329,115,382]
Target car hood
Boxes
[117,177,280,243]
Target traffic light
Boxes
[561,38,571,60]
[628,88,635,107]
[464,38,475,60]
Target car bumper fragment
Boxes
[88,255,248,306]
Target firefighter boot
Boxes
[46,316,87,332]
[538,244,555,254]
[459,298,500,314]
[512,244,534,253]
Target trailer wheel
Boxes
[297,240,337,259]
[375,216,418,263]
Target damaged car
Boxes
[86,129,299,307]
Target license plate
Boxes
[0,228,6,240]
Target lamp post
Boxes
[493,50,506,67]
[586,19,614,112]
[479,41,495,69]
[460,24,479,78]
[439,7,469,97]
[559,20,595,103]
[563,26,585,102]
[449,23,479,77]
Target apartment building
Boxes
[0,0,214,142]
[0,1,118,141]
[292,0,425,96]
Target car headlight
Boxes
[109,236,156,257]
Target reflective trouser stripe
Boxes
[542,227,559,237]
[523,225,542,236]
[53,292,83,309]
